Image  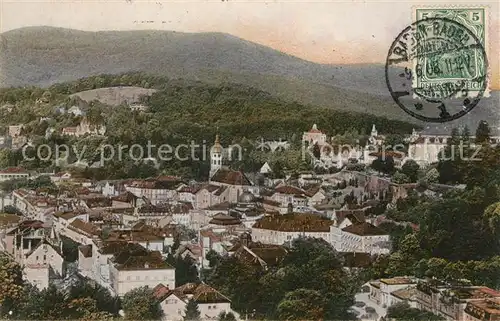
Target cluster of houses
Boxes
[366,276,500,321]
[302,123,500,167]
[0,124,480,320]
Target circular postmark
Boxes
[385,17,488,123]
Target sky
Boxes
[0,0,499,88]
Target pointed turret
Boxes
[371,124,378,137]
[212,134,222,153]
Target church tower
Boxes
[210,134,223,179]
[371,124,378,137]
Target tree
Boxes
[184,299,201,321]
[401,159,420,182]
[218,311,236,321]
[475,120,491,144]
[312,143,321,160]
[121,286,162,320]
[206,250,222,268]
[371,156,395,175]
[2,205,22,215]
[422,168,439,185]
[386,301,443,320]
[174,256,199,287]
[392,171,410,184]
[277,289,325,320]
[67,278,119,315]
[0,254,24,316]
[437,127,463,184]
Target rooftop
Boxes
[68,219,101,236]
[111,243,173,270]
[209,213,242,226]
[0,167,27,174]
[210,168,252,186]
[380,277,416,285]
[253,213,333,232]
[342,222,388,236]
[465,298,500,320]
[160,283,231,304]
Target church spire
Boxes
[210,131,223,180]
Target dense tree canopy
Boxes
[206,237,359,320]
[121,286,162,320]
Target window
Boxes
[208,306,211,310]
[136,276,140,280]
[127,276,131,280]
[36,256,39,261]
[43,255,46,261]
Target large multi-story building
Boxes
[251,212,391,254]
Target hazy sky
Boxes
[1,0,499,87]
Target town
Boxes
[0,74,499,321]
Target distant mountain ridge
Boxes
[0,26,498,134]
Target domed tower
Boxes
[210,134,223,179]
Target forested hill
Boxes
[1,26,498,133]
[0,72,419,143]
[0,26,416,124]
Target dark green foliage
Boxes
[67,278,120,315]
[174,256,200,287]
[371,155,395,175]
[206,250,222,268]
[205,237,359,320]
[121,286,162,320]
[2,205,22,215]
[61,235,80,263]
[312,143,321,159]
[184,299,201,321]
[0,176,56,193]
[401,159,420,182]
[385,302,443,320]
[475,120,491,144]
[0,73,418,181]
[217,311,236,321]
[9,278,119,320]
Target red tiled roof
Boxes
[274,185,306,195]
[68,219,101,236]
[253,213,332,232]
[210,169,252,186]
[342,222,387,236]
[209,213,242,226]
[156,175,182,182]
[0,167,27,174]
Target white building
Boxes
[153,282,237,321]
[368,277,418,309]
[302,124,327,146]
[125,176,186,205]
[108,243,175,297]
[0,167,29,182]
[23,239,65,290]
[252,213,391,254]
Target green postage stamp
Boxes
[411,6,490,99]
